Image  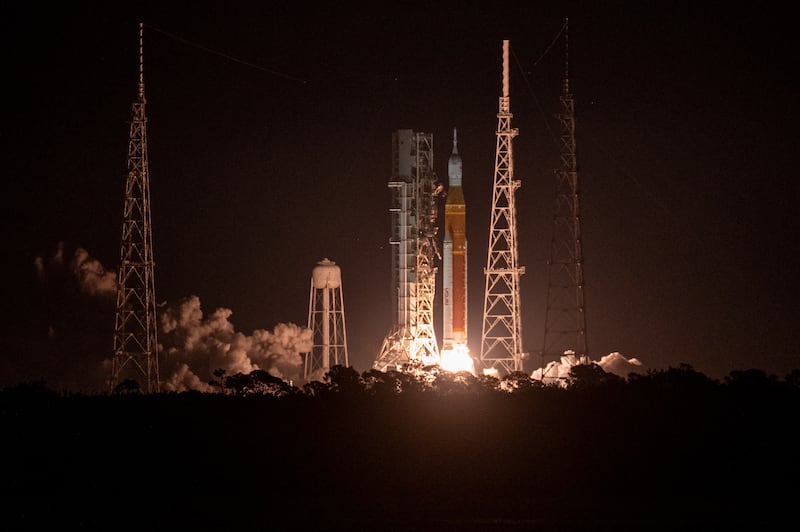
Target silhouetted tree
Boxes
[474,373,502,394]
[249,369,295,397]
[224,372,256,395]
[112,379,140,395]
[396,366,427,394]
[566,363,623,389]
[221,370,294,396]
[361,368,401,396]
[432,370,477,395]
[724,368,779,392]
[628,363,719,392]
[501,371,541,393]
[4,380,55,395]
[325,365,363,395]
[208,368,227,394]
[302,379,332,398]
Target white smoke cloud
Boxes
[71,247,117,297]
[34,241,117,298]
[159,295,312,392]
[597,351,645,378]
[26,243,312,393]
[162,363,215,393]
[24,242,118,392]
[532,351,646,385]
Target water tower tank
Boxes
[312,258,341,289]
[304,258,348,381]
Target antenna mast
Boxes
[480,40,525,375]
[110,22,160,393]
[541,18,589,379]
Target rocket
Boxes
[442,128,467,349]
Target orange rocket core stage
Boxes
[445,186,467,340]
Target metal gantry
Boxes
[110,23,160,393]
[480,40,526,375]
[542,18,589,377]
[375,130,442,371]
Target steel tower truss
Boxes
[110,23,160,393]
[375,131,442,371]
[480,40,525,375]
[542,19,588,374]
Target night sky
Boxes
[3,2,797,390]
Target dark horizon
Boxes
[5,366,799,530]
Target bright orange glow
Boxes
[440,343,475,374]
[482,367,500,378]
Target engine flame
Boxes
[439,343,476,374]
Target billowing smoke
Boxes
[24,242,645,394]
[71,247,117,297]
[34,241,117,299]
[597,351,646,377]
[159,295,311,392]
[21,242,118,392]
[532,351,646,384]
[23,242,311,393]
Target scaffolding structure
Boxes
[374,130,442,371]
[304,258,349,380]
[542,18,589,376]
[480,40,526,375]
[110,23,160,393]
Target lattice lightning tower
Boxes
[480,40,525,375]
[542,18,589,375]
[110,23,160,393]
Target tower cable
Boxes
[144,24,307,84]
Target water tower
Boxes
[305,258,349,380]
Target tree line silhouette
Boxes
[4,362,798,530]
[98,361,800,397]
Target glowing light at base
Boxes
[482,367,500,378]
[439,343,476,374]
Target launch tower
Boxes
[542,19,589,375]
[374,130,443,371]
[110,23,160,393]
[480,40,526,375]
[305,258,349,380]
